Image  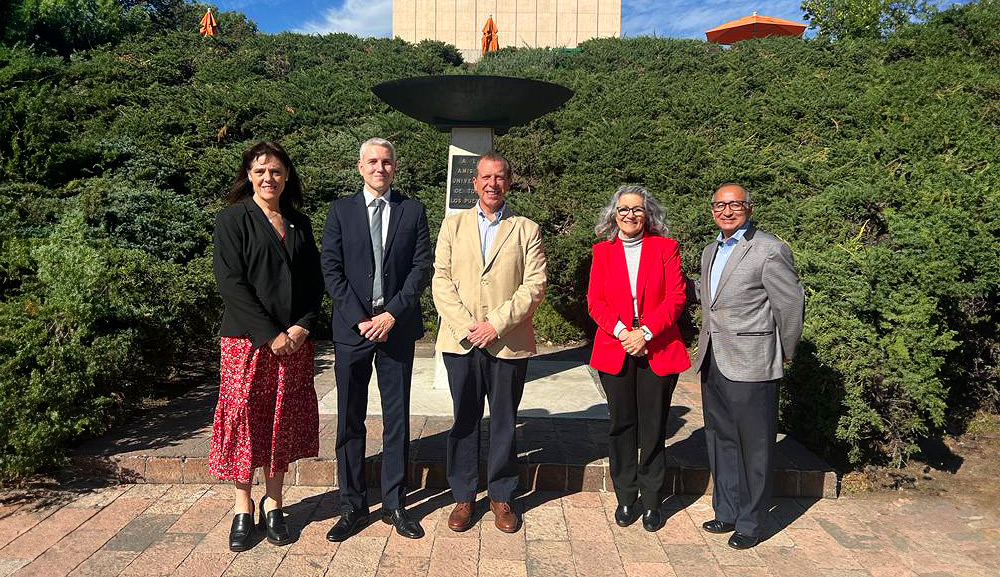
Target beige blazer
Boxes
[432,206,547,359]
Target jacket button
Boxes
[368,273,373,278]
[481,280,488,286]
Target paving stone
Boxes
[0,506,97,561]
[614,529,669,563]
[118,532,203,576]
[168,498,233,534]
[376,552,430,577]
[327,535,386,577]
[66,551,138,577]
[479,523,526,560]
[0,560,27,577]
[661,543,717,566]
[427,536,477,577]
[221,547,286,577]
[563,505,614,542]
[523,505,568,541]
[867,569,918,577]
[570,540,626,577]
[170,552,236,577]
[272,552,334,577]
[478,558,527,577]
[755,546,822,577]
[525,540,575,577]
[76,498,153,536]
[102,514,180,552]
[788,527,864,570]
[624,561,678,577]
[720,568,772,577]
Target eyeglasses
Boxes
[711,201,750,213]
[616,206,645,217]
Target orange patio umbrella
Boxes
[482,16,499,56]
[705,12,805,45]
[199,8,218,37]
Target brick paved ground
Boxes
[1,483,997,577]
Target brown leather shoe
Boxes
[490,500,519,533]
[448,502,475,532]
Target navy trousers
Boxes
[334,339,414,511]
[443,349,528,504]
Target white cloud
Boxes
[297,0,392,37]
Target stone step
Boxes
[70,343,838,498]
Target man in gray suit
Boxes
[695,183,804,550]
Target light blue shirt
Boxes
[477,202,505,263]
[710,223,749,301]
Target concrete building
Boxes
[393,0,621,62]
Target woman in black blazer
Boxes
[210,141,323,552]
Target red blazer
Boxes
[587,235,691,377]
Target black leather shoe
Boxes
[326,508,368,542]
[258,496,293,546]
[382,507,425,539]
[702,519,737,534]
[229,503,255,552]
[728,532,761,549]
[641,508,663,532]
[614,502,641,527]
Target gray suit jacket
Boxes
[695,224,805,382]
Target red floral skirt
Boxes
[209,337,319,483]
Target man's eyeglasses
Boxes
[711,201,750,213]
[617,206,646,217]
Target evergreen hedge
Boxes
[1,0,997,478]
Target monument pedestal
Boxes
[433,127,495,390]
[370,75,572,394]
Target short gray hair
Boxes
[713,183,752,205]
[359,137,396,162]
[594,185,670,241]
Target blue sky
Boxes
[207,0,813,39]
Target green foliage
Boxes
[802,0,939,40]
[1,0,999,477]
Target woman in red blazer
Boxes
[587,185,690,532]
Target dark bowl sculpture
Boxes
[372,75,573,134]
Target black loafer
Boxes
[258,496,293,546]
[702,519,737,534]
[326,507,368,542]
[382,507,424,539]
[229,506,255,552]
[728,531,761,549]
[614,502,641,527]
[642,508,663,532]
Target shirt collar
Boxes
[716,223,749,245]
[477,201,505,224]
[363,186,391,206]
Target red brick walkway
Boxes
[1,483,997,576]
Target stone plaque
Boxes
[448,154,480,210]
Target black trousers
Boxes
[334,339,414,511]
[443,349,528,503]
[701,347,778,538]
[599,355,677,510]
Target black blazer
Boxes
[214,197,324,348]
[321,188,432,347]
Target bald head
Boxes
[713,183,751,204]
[711,183,753,240]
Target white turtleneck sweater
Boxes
[613,232,652,341]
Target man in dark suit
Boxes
[321,138,432,541]
[695,183,805,550]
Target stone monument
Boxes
[371,74,573,385]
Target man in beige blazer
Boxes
[432,153,546,534]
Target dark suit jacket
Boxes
[213,197,324,348]
[321,188,432,347]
